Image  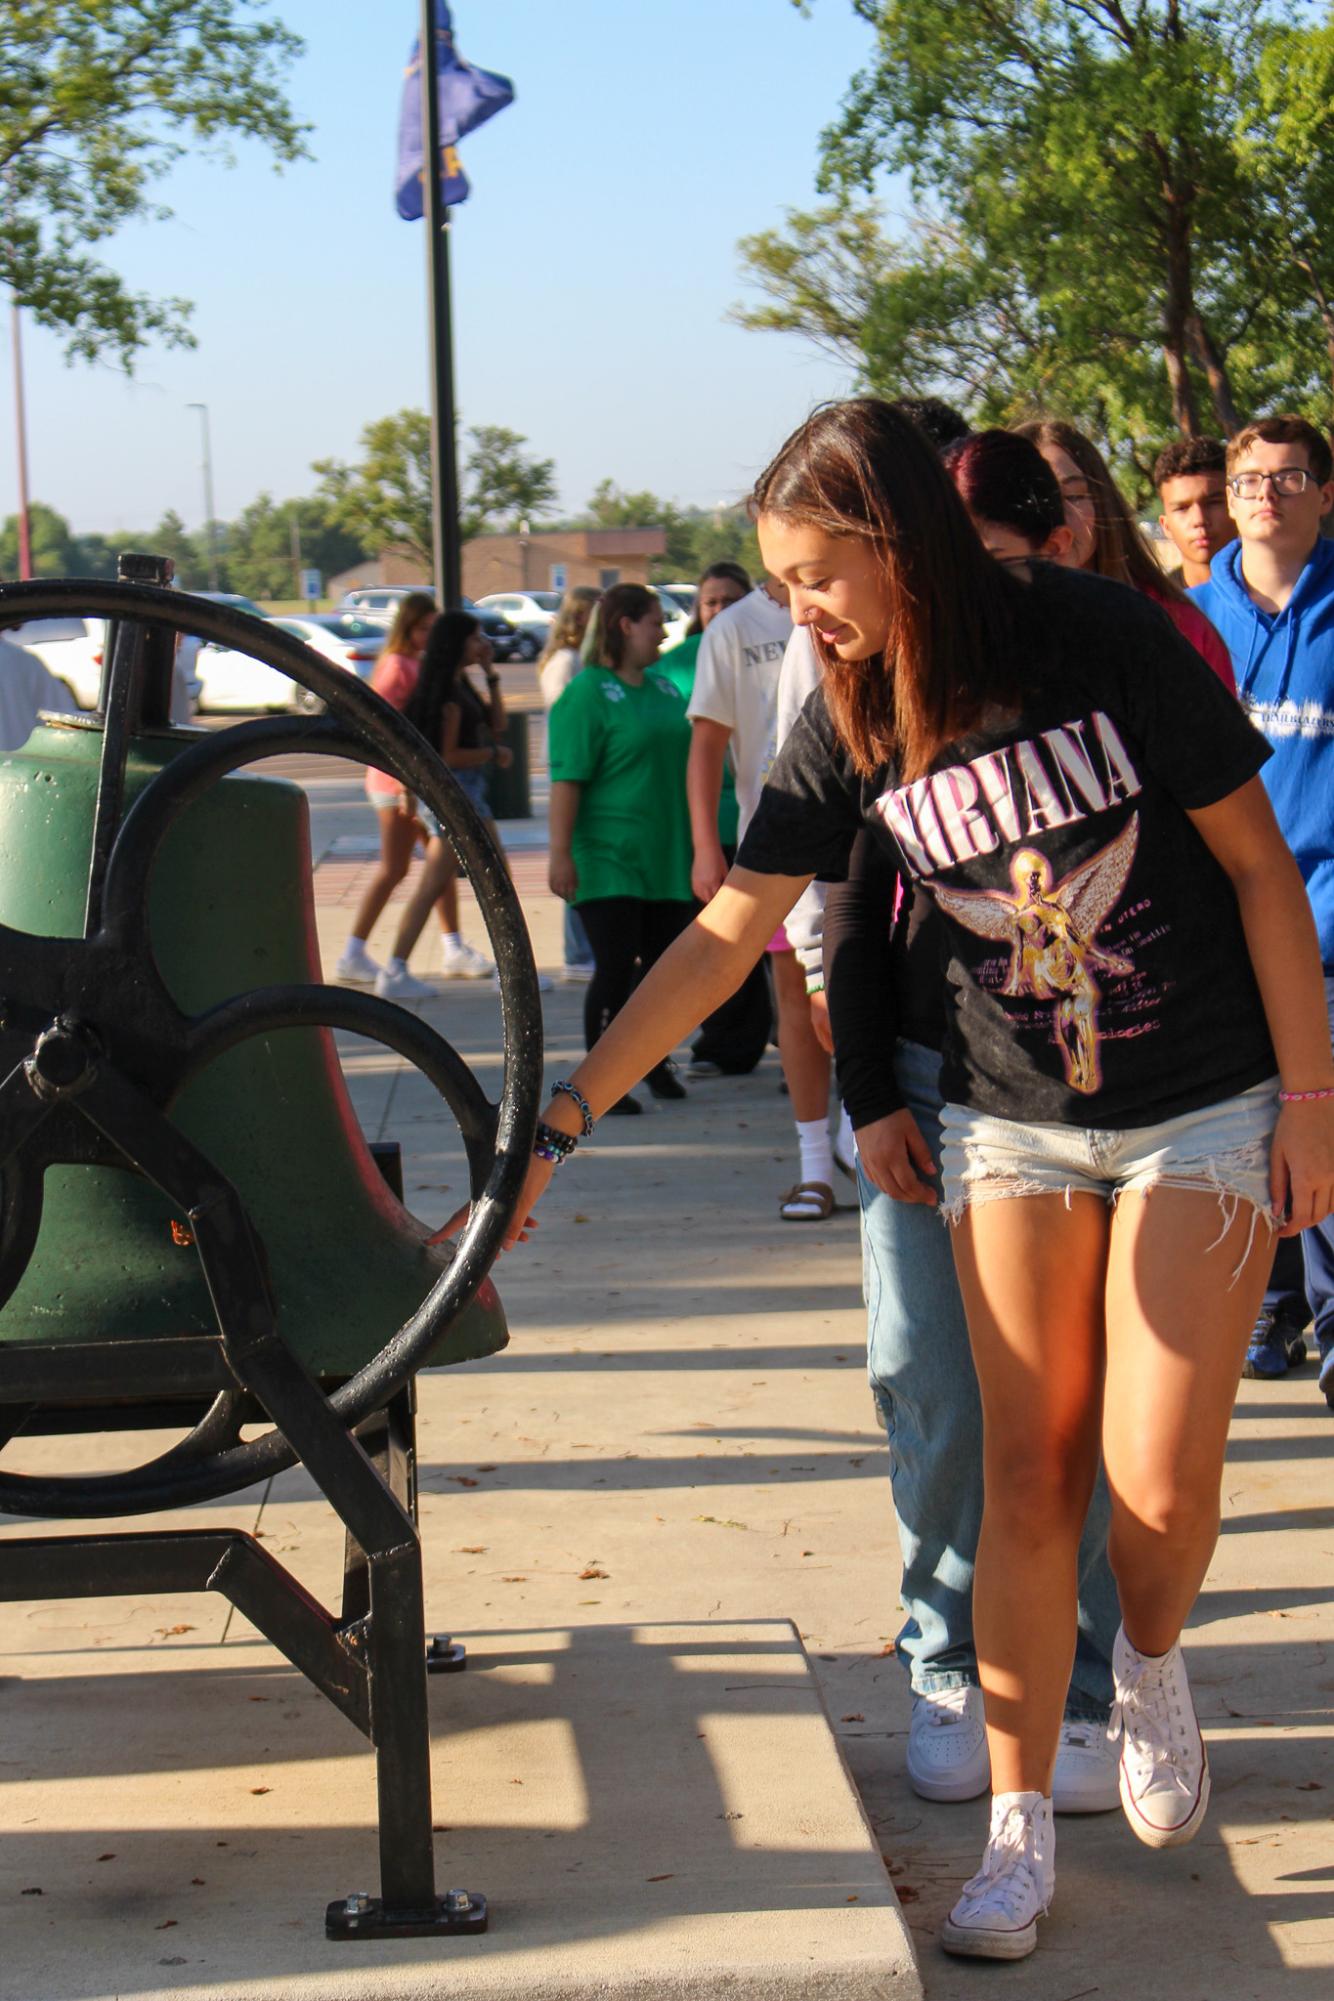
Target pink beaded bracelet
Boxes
[1277,1086,1334,1103]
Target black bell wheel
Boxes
[0,578,544,1517]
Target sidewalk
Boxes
[2,826,1331,1999]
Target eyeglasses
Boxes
[1227,467,1315,499]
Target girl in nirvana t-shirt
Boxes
[502,401,1334,1965]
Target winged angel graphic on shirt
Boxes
[932,816,1140,1094]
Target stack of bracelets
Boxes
[532,1079,596,1165]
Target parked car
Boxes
[460,597,524,662]
[652,586,689,653]
[658,582,699,617]
[476,590,561,659]
[338,585,431,617]
[11,613,202,716]
[269,614,386,714]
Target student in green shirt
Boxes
[547,583,695,1113]
[658,561,774,1075]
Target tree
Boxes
[314,412,557,575]
[750,2,1334,445]
[460,427,557,540]
[1,2,308,366]
[0,501,79,577]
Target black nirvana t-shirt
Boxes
[739,566,1276,1129]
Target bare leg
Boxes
[1103,1189,1272,1655]
[347,803,418,946]
[772,946,829,1120]
[950,1193,1110,1795]
[389,838,456,963]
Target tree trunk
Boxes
[1157,158,1201,436]
[1185,312,1241,436]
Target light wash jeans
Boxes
[563,900,593,971]
[859,1039,1120,1719]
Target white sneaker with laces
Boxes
[335,944,380,984]
[491,969,553,993]
[441,939,493,980]
[906,1685,990,1802]
[1052,1715,1121,1813]
[942,1791,1053,1961]
[1112,1627,1210,1848]
[375,962,435,1001]
[557,962,594,984]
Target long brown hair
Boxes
[382,590,439,655]
[1017,419,1188,605]
[751,399,1022,780]
[537,585,599,667]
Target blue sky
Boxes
[3,0,882,536]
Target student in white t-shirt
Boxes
[0,629,78,751]
[686,581,839,1218]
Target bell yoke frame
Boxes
[0,562,544,1939]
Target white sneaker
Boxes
[942,1792,1053,1961]
[334,944,380,984]
[441,939,493,980]
[1052,1715,1121,1813]
[557,961,594,983]
[375,963,435,1001]
[906,1685,990,1802]
[1112,1627,1210,1848]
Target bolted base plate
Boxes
[325,1890,488,1941]
[425,1633,467,1674]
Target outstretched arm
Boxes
[1190,777,1334,1233]
[504,864,811,1244]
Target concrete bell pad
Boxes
[0,1619,921,2001]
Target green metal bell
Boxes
[0,716,505,1378]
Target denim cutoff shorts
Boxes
[940,1078,1280,1278]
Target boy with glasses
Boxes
[1153,436,1236,588]
[1192,415,1334,1405]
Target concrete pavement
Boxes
[2,803,1332,1999]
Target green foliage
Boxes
[460,426,558,539]
[748,2,1334,445]
[1,2,308,366]
[0,502,122,578]
[314,411,558,572]
[574,483,762,584]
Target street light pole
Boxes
[186,401,219,590]
[10,299,32,580]
[419,0,462,607]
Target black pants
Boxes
[687,842,773,1074]
[577,897,693,1055]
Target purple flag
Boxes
[396,2,514,215]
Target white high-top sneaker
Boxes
[942,1791,1054,1961]
[1112,1626,1210,1848]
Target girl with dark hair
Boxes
[943,430,1074,567]
[1017,418,1234,687]
[503,399,1334,1961]
[372,610,515,1000]
[547,583,694,1113]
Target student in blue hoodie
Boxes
[1191,414,1334,1409]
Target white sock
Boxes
[347,935,369,954]
[796,1116,834,1187]
[442,932,462,951]
[387,956,408,974]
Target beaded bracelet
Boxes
[1278,1086,1334,1103]
[552,1078,596,1136]
[533,1119,579,1165]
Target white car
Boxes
[653,587,688,653]
[476,590,561,657]
[270,615,387,714]
[11,614,201,717]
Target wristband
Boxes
[1278,1086,1334,1103]
[551,1078,596,1136]
[533,1120,578,1165]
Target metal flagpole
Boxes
[419,0,462,607]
